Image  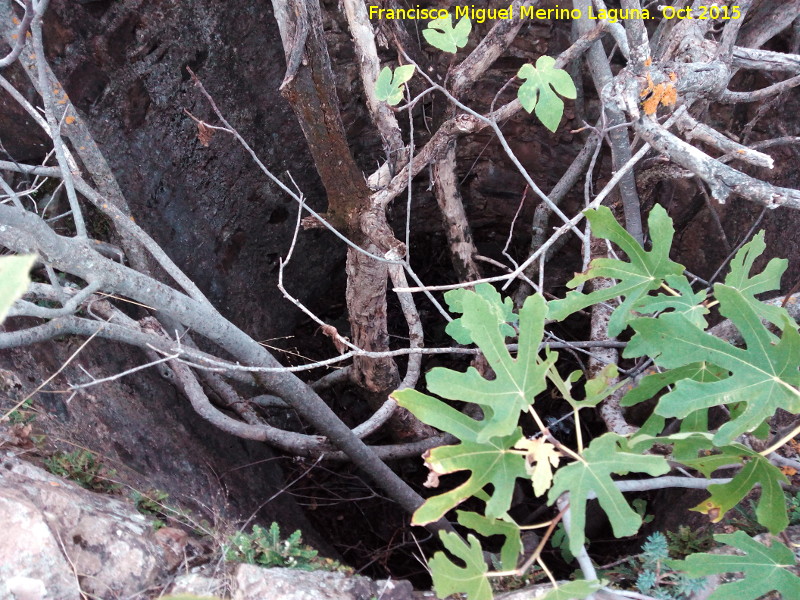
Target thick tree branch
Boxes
[635,115,800,208]
[574,0,643,244]
[0,204,440,525]
[341,0,405,163]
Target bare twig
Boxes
[0,0,33,68]
[29,1,86,238]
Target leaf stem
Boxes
[660,283,680,297]
[520,519,555,530]
[573,405,584,454]
[760,421,800,457]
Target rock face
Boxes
[0,454,168,600]
[0,453,416,600]
[231,564,413,600]
[40,0,344,339]
[0,0,338,566]
[167,564,417,600]
[0,336,325,554]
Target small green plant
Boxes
[45,449,120,493]
[225,522,346,571]
[131,488,213,535]
[132,488,172,529]
[666,525,714,559]
[632,533,707,600]
[632,498,655,525]
[7,397,35,425]
[423,14,471,53]
[374,16,575,132]
[374,65,415,106]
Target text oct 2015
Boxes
[366,4,744,25]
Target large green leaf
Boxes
[393,292,554,525]
[633,274,709,329]
[621,362,724,457]
[423,15,471,53]
[723,231,791,332]
[669,532,800,600]
[683,447,789,533]
[444,283,516,345]
[548,205,685,336]
[0,254,36,324]
[429,532,491,600]
[621,363,726,408]
[547,434,670,555]
[410,431,529,524]
[456,511,521,571]
[392,389,529,523]
[517,55,577,132]
[427,292,553,442]
[627,284,800,445]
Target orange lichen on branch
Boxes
[640,72,678,116]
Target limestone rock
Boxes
[232,563,414,600]
[169,572,230,598]
[0,490,79,600]
[0,453,169,599]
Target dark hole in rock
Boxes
[267,205,289,224]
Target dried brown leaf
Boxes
[196,122,214,147]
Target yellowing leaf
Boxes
[688,449,789,533]
[514,437,561,496]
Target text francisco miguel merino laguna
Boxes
[368,4,653,24]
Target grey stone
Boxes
[233,564,378,600]
[0,453,168,599]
